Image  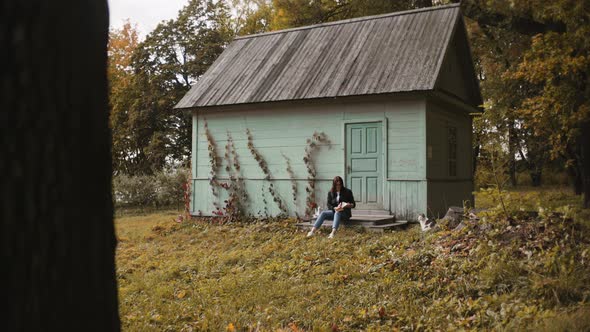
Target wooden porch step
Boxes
[295,220,408,232]
[348,215,395,225]
[300,214,395,226]
[353,209,391,216]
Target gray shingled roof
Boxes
[175,3,464,109]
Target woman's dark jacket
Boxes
[327,187,356,219]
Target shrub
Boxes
[113,174,158,207]
[113,168,191,208]
[155,169,191,208]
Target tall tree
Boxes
[231,0,274,35]
[508,3,590,205]
[111,0,233,175]
[2,0,119,330]
[456,0,590,203]
[109,21,141,175]
[268,0,420,30]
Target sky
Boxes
[108,0,189,37]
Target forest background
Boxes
[107,0,590,209]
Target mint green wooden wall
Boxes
[190,95,428,220]
[425,100,474,218]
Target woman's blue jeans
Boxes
[313,210,346,230]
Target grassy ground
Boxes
[116,187,590,331]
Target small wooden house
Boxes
[175,3,482,220]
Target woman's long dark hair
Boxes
[331,176,344,193]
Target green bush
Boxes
[113,168,190,208]
[155,169,191,208]
[113,174,158,207]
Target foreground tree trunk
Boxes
[2,1,120,330]
[581,122,590,208]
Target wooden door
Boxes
[346,122,383,209]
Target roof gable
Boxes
[176,4,478,109]
[434,16,483,108]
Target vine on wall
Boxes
[260,183,269,218]
[203,119,223,214]
[282,152,298,216]
[246,128,287,215]
[183,166,192,220]
[204,124,330,220]
[222,132,248,222]
[304,131,331,217]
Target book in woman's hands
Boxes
[336,202,350,211]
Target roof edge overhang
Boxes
[428,90,483,114]
[174,89,483,114]
[174,90,432,112]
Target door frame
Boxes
[342,118,388,210]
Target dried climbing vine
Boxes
[304,131,331,216]
[222,132,248,222]
[183,162,192,220]
[246,128,287,215]
[204,119,223,214]
[282,152,298,216]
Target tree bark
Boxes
[508,121,517,187]
[2,1,120,331]
[568,164,584,195]
[473,140,481,175]
[530,167,542,187]
[581,121,590,208]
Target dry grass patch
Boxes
[116,188,590,331]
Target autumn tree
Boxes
[109,21,141,175]
[268,0,423,30]
[506,1,590,206]
[231,0,274,35]
[110,0,233,175]
[452,0,590,204]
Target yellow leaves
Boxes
[176,290,187,299]
[226,322,236,331]
[287,321,301,332]
[108,20,140,77]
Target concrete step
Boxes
[352,209,391,216]
[295,220,408,232]
[302,214,395,226]
[348,215,395,225]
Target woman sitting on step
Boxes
[307,176,356,238]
